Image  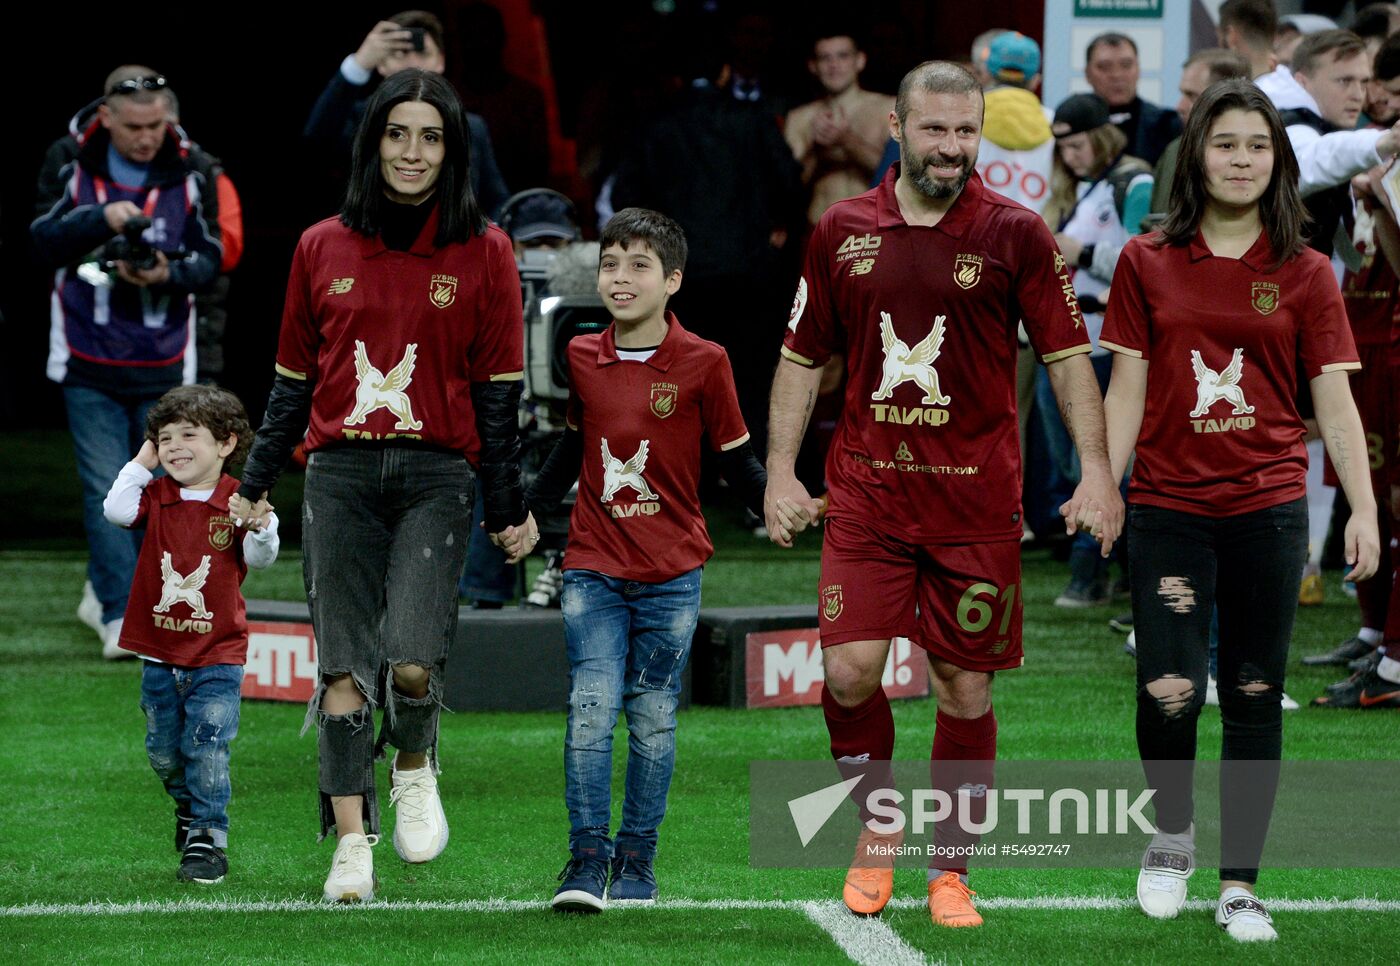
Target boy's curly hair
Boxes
[145,385,252,468]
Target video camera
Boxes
[102,215,160,272]
[519,254,611,402]
[76,215,168,288]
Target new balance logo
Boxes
[327,278,355,295]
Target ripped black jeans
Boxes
[301,447,474,838]
[1127,497,1308,883]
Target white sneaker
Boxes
[101,618,136,661]
[390,760,449,863]
[323,832,379,903]
[77,581,103,639]
[1204,675,1219,706]
[1124,630,1136,657]
[1216,886,1277,942]
[1136,826,1194,919]
[1281,691,1299,711]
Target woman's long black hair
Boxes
[341,69,487,245]
[1158,78,1308,267]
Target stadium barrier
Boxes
[241,600,929,712]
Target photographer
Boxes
[32,65,222,658]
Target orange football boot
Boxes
[842,827,902,916]
[928,871,983,927]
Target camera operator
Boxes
[458,189,585,609]
[32,65,222,658]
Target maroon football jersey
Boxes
[563,314,748,581]
[1101,231,1360,517]
[275,208,523,466]
[783,168,1090,543]
[119,474,251,666]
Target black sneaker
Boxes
[608,854,658,902]
[1326,651,1382,694]
[177,832,228,884]
[552,855,608,912]
[1311,668,1400,709]
[175,806,193,852]
[1301,635,1376,667]
[1109,612,1133,633]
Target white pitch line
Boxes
[3,895,1399,918]
[804,900,932,966]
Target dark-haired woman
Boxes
[233,69,536,901]
[1100,78,1378,941]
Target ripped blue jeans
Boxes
[562,568,701,861]
[139,662,243,848]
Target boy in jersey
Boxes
[765,61,1121,927]
[103,385,279,884]
[519,208,774,911]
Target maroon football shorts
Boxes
[817,513,1024,671]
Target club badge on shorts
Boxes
[821,584,843,622]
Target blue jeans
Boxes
[457,486,515,603]
[562,568,702,860]
[64,385,159,623]
[139,662,243,848]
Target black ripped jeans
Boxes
[1127,497,1308,883]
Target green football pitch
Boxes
[2,495,1396,964]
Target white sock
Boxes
[1377,656,1400,684]
[1360,627,1383,646]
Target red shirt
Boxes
[563,314,748,582]
[1101,231,1360,516]
[782,167,1091,543]
[275,208,523,466]
[119,475,251,666]
[1341,243,1396,348]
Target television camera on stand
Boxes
[499,189,610,606]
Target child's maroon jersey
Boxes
[274,209,523,466]
[563,314,748,581]
[1101,232,1360,516]
[782,167,1090,544]
[119,474,251,666]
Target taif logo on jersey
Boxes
[430,273,458,309]
[788,278,808,332]
[1190,348,1256,434]
[869,311,951,427]
[601,438,661,518]
[344,340,424,434]
[152,553,215,634]
[821,584,843,622]
[208,516,234,552]
[1251,281,1279,316]
[650,382,679,419]
[954,253,983,290]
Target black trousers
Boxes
[1128,497,1308,884]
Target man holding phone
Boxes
[303,10,509,215]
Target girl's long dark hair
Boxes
[340,69,487,245]
[1158,78,1308,267]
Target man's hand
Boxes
[491,512,539,565]
[764,472,823,548]
[134,439,160,471]
[104,201,143,233]
[1059,468,1124,558]
[354,21,414,72]
[231,491,274,531]
[115,250,170,287]
[812,106,850,148]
